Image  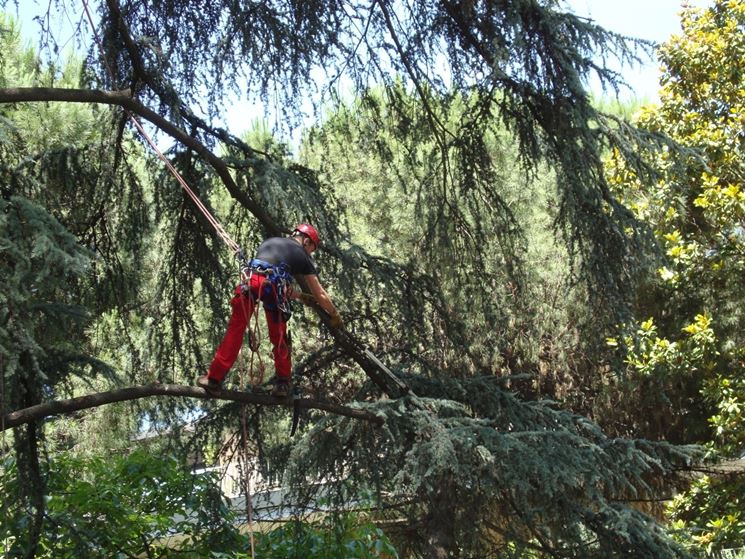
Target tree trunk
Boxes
[424,487,457,559]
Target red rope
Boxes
[81,0,241,255]
[81,4,254,557]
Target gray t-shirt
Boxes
[255,237,317,276]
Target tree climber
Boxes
[197,224,341,397]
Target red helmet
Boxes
[294,223,320,247]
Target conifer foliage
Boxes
[289,376,700,558]
[0,1,715,557]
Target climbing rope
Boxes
[80,0,242,257]
[237,364,257,559]
[247,308,266,388]
[239,411,256,559]
[239,268,267,389]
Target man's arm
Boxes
[302,274,338,317]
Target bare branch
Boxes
[1,383,384,431]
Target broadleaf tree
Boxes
[604,0,745,553]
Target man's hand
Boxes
[328,310,343,329]
[297,292,316,306]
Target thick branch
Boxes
[1,383,384,431]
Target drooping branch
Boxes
[1,383,384,431]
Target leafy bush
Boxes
[0,450,243,558]
[251,513,398,559]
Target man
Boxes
[197,224,341,397]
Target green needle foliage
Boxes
[0,1,722,557]
[287,376,700,558]
[0,187,98,557]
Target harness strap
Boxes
[247,258,293,279]
[242,259,294,317]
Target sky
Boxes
[565,0,714,101]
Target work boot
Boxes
[271,378,292,398]
[196,375,222,393]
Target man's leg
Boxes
[206,286,255,384]
[265,309,292,396]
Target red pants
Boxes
[208,274,291,383]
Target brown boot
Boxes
[196,375,222,393]
[271,379,292,398]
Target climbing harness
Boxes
[244,258,294,319]
[237,258,294,391]
[239,258,294,393]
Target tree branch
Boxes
[0,86,280,237]
[1,383,384,431]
